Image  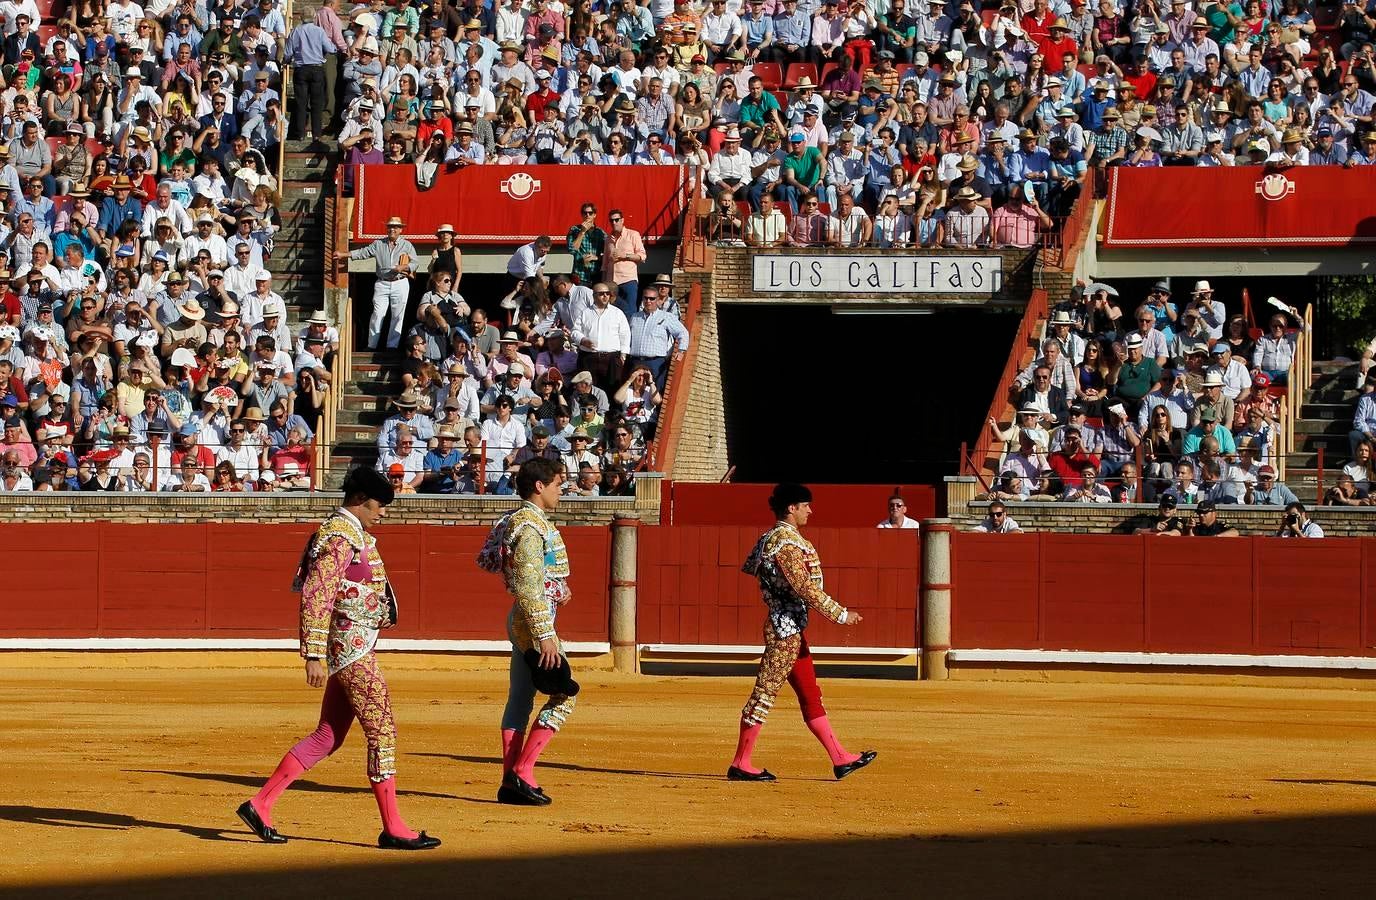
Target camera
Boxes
[1284,513,1298,525]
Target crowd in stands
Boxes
[358,214,685,495]
[329,0,1376,251]
[979,277,1373,512]
[0,0,331,493]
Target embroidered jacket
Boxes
[299,511,393,674]
[742,521,847,639]
[478,501,570,646]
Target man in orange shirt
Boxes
[601,209,646,318]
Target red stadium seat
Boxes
[714,62,730,76]
[753,61,783,89]
[85,137,103,158]
[783,62,817,88]
[819,62,838,86]
[50,193,73,219]
[980,9,998,26]
[36,23,57,42]
[770,89,789,109]
[45,136,61,158]
[1078,63,1097,80]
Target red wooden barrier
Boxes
[0,524,610,643]
[637,526,920,648]
[669,483,937,528]
[951,532,1376,657]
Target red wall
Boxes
[951,533,1376,656]
[637,526,920,647]
[0,524,610,642]
[669,483,937,528]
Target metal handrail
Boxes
[964,287,1050,482]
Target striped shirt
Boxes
[629,309,690,358]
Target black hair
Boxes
[516,457,560,499]
[768,482,812,518]
[342,466,395,506]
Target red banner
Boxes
[351,164,687,245]
[1102,167,1376,248]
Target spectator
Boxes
[1018,364,1071,426]
[567,203,606,286]
[1325,472,1371,507]
[1343,440,1373,493]
[972,500,1023,533]
[878,489,919,529]
[602,209,646,317]
[1247,465,1299,506]
[338,215,417,350]
[572,282,630,395]
[627,286,688,390]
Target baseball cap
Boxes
[1196,499,1217,512]
[388,463,405,476]
[1158,494,1177,509]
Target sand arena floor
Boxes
[1,652,1374,898]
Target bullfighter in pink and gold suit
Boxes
[237,468,440,850]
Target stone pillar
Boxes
[609,514,640,674]
[920,519,954,681]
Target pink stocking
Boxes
[513,725,555,788]
[501,728,525,775]
[805,715,860,767]
[731,720,764,774]
[372,777,418,840]
[250,754,306,826]
[252,677,354,825]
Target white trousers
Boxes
[368,278,410,349]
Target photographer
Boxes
[1275,502,1324,538]
[1324,472,1371,506]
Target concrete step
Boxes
[1293,417,1351,435]
[1297,430,1349,446]
[336,408,390,427]
[266,254,322,274]
[348,379,403,396]
[282,180,330,198]
[1301,402,1356,420]
[349,363,398,383]
[336,424,380,445]
[1311,360,1359,375]
[353,350,405,365]
[283,139,336,153]
[341,392,392,413]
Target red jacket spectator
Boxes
[1049,441,1100,488]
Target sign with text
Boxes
[750,254,1003,294]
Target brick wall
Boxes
[0,475,663,525]
[670,271,730,483]
[953,500,1376,537]
[709,245,1042,306]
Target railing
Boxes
[648,281,703,475]
[961,287,1050,483]
[1039,169,1096,271]
[1275,302,1315,485]
[677,165,708,269]
[276,0,294,182]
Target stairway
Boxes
[271,141,332,329]
[328,350,404,484]
[1288,359,1358,495]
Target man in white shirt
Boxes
[571,281,630,393]
[224,243,267,300]
[1208,343,1251,403]
[877,493,919,529]
[216,417,264,482]
[707,127,751,199]
[478,394,526,492]
[376,427,426,490]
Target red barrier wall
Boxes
[951,532,1376,656]
[637,526,920,648]
[351,164,685,244]
[669,483,937,528]
[0,524,610,642]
